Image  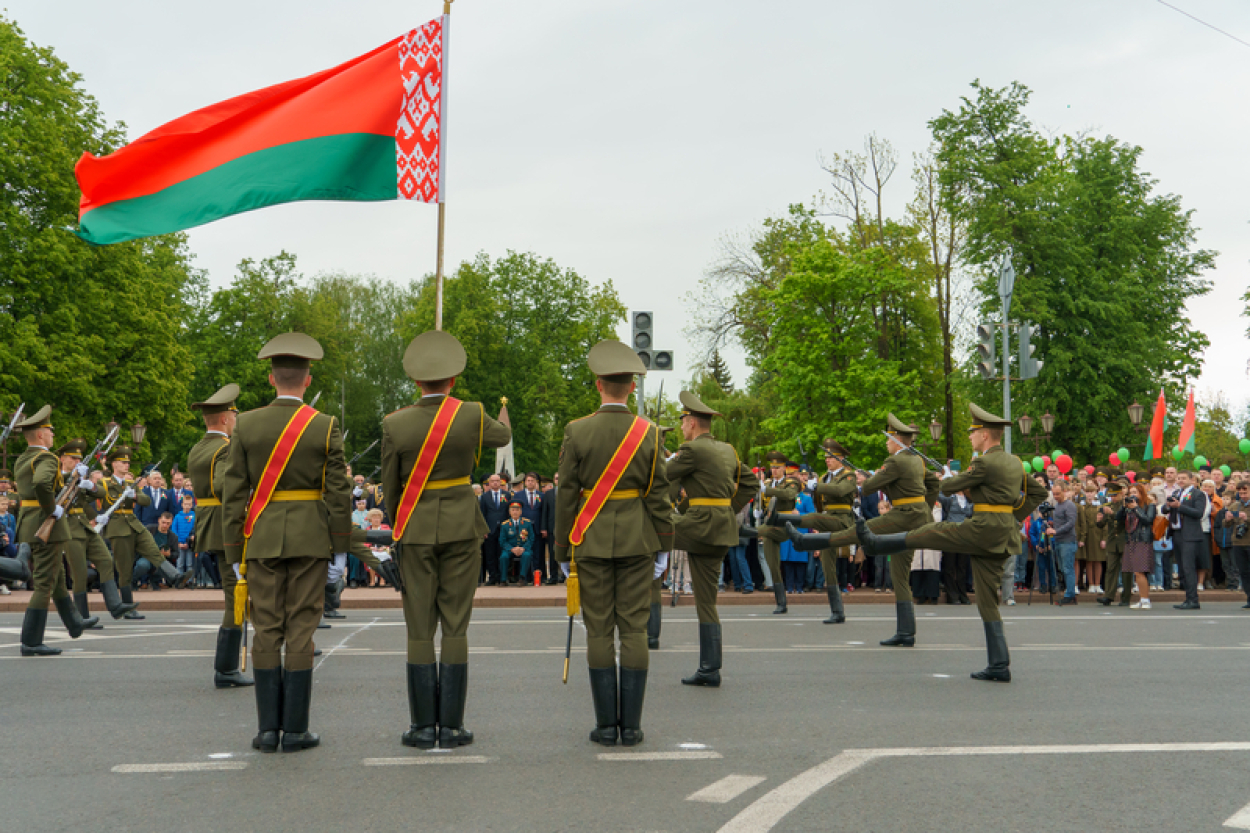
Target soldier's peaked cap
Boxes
[191,383,241,414]
[678,390,721,418]
[822,438,849,457]
[57,438,87,457]
[1105,481,1125,495]
[588,340,646,377]
[968,403,1012,430]
[257,332,323,364]
[765,451,787,465]
[403,330,467,381]
[107,445,133,465]
[16,404,52,431]
[886,413,918,437]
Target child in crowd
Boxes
[171,495,197,576]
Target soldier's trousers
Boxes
[29,540,69,609]
[66,533,115,593]
[399,538,480,665]
[825,507,930,604]
[689,549,727,625]
[214,553,239,629]
[758,528,785,590]
[578,553,651,670]
[248,556,325,672]
[110,529,168,586]
[1104,547,1129,600]
[970,554,1010,623]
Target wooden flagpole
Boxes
[435,0,453,331]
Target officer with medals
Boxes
[13,405,99,656]
[222,333,353,752]
[555,340,673,747]
[59,439,137,624]
[787,414,937,647]
[667,391,759,687]
[101,445,193,616]
[853,404,1049,681]
[381,330,510,750]
[776,438,857,624]
[187,383,253,689]
[757,452,800,614]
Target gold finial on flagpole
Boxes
[444,0,453,14]
[501,396,509,406]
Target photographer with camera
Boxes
[1095,483,1132,606]
[1044,481,1078,606]
[1220,480,1250,608]
[1118,482,1157,609]
[1163,470,1208,610]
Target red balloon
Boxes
[1084,465,1095,475]
[1042,455,1052,467]
[1056,454,1073,474]
[1126,471,1137,482]
[1109,453,1121,466]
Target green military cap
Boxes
[1095,468,1110,479]
[822,438,849,457]
[0,468,10,480]
[258,332,323,368]
[587,339,646,378]
[402,330,467,382]
[16,404,53,431]
[1105,481,1125,495]
[678,390,721,418]
[886,413,918,438]
[56,438,87,458]
[1150,467,1165,477]
[968,403,1011,431]
[765,451,787,465]
[191,383,241,415]
[783,474,803,489]
[785,460,800,473]
[106,445,133,466]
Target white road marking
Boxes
[719,742,1250,833]
[687,775,767,804]
[113,762,248,773]
[363,755,494,766]
[598,750,723,761]
[1224,799,1250,828]
[313,617,380,672]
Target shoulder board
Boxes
[385,404,420,418]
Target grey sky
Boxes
[11,0,1249,409]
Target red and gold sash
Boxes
[242,405,319,538]
[570,417,650,547]
[393,396,463,537]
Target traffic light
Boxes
[976,323,996,380]
[652,351,673,371]
[1019,320,1043,379]
[632,311,653,368]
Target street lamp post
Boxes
[1016,413,1055,455]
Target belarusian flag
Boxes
[1144,388,1166,460]
[74,18,447,245]
[1177,388,1197,455]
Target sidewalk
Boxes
[2,585,1243,613]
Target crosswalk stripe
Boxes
[687,775,767,803]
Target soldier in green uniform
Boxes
[757,452,799,614]
[13,405,98,656]
[555,340,672,747]
[381,330,510,749]
[647,425,677,650]
[788,415,938,647]
[667,391,759,687]
[850,404,1049,681]
[187,383,253,688]
[101,446,192,617]
[58,439,136,624]
[1096,482,1130,606]
[777,438,857,625]
[222,333,354,753]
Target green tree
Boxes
[705,350,733,392]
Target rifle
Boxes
[144,459,164,477]
[368,464,381,481]
[349,439,380,467]
[341,430,350,443]
[833,455,873,478]
[795,436,811,470]
[92,480,132,535]
[310,391,322,409]
[881,432,945,473]
[670,553,684,608]
[0,404,25,447]
[36,425,120,543]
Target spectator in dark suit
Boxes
[1165,470,1209,609]
[479,473,511,586]
[169,470,196,509]
[539,475,559,584]
[512,472,544,583]
[136,472,176,526]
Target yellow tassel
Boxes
[565,560,579,617]
[233,579,248,627]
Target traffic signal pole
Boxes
[997,258,1016,454]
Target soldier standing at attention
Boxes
[787,415,936,647]
[667,391,758,687]
[776,438,857,625]
[187,383,253,689]
[756,452,798,615]
[853,405,1049,681]
[14,406,98,656]
[382,330,510,750]
[555,340,672,747]
[222,333,353,753]
[59,439,136,625]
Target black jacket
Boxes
[1165,487,1208,543]
[480,489,511,534]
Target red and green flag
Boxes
[74,18,447,245]
[1144,388,1166,460]
[1176,388,1197,455]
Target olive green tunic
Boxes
[555,404,673,670]
[188,431,237,628]
[380,394,510,664]
[15,445,69,608]
[667,432,760,623]
[64,476,115,595]
[102,474,169,585]
[801,467,858,590]
[757,476,799,590]
[1075,496,1107,564]
[1095,497,1132,601]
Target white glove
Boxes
[233,564,242,581]
[326,552,348,584]
[95,514,109,527]
[123,487,136,499]
[78,478,93,491]
[654,551,669,580]
[353,487,364,498]
[52,506,65,520]
[374,549,392,563]
[560,562,571,578]
[75,464,89,479]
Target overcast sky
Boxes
[10,0,1249,411]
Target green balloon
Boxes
[1022,461,1032,474]
[1221,465,1232,478]
[1032,456,1044,471]
[1172,446,1184,461]
[1051,449,1064,462]
[1194,455,1208,469]
[1117,447,1130,463]
[1240,438,1250,455]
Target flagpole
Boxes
[434,0,453,331]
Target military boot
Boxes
[19,608,61,656]
[0,543,32,583]
[588,666,618,746]
[75,593,104,629]
[681,623,722,687]
[214,628,254,688]
[824,584,846,624]
[120,586,144,620]
[647,602,661,650]
[772,580,788,615]
[323,581,346,619]
[437,663,474,748]
[252,668,282,752]
[402,663,438,749]
[785,522,830,553]
[855,517,909,559]
[55,594,97,637]
[971,621,1011,682]
[158,560,193,589]
[100,580,138,619]
[619,667,648,747]
[880,601,916,647]
[281,668,320,752]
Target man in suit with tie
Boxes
[136,471,173,526]
[1165,469,1209,609]
[479,473,510,586]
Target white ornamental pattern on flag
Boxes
[397,17,446,202]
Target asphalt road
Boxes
[2,602,1248,833]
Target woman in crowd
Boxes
[1076,480,1105,594]
[1120,482,1157,609]
[1199,479,1217,591]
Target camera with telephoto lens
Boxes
[1237,522,1249,540]
[1036,501,1054,520]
